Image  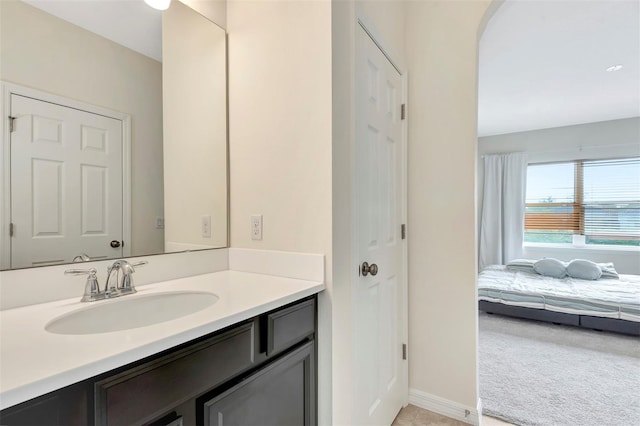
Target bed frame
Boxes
[479,300,640,337]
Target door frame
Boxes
[352,10,409,417]
[0,82,132,269]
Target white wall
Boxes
[331,3,355,422]
[478,118,640,274]
[227,0,332,254]
[406,0,492,416]
[355,0,406,62]
[0,0,164,256]
[226,0,333,423]
[179,0,226,29]
[163,0,228,251]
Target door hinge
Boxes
[400,104,406,120]
[402,343,407,360]
[8,116,16,132]
[9,223,14,237]
[401,224,406,240]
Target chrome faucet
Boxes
[104,260,148,296]
[65,260,148,302]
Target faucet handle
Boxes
[65,268,102,302]
[64,268,97,276]
[118,260,147,293]
[72,253,91,262]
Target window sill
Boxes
[523,242,640,253]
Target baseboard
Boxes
[409,388,481,425]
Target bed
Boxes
[478,264,640,336]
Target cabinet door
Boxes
[203,341,315,426]
[0,383,89,426]
[0,394,63,426]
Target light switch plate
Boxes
[251,215,262,240]
[156,217,165,229]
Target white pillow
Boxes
[567,259,602,280]
[533,258,567,278]
[598,262,619,279]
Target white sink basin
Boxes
[45,291,219,335]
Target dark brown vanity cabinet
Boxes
[0,296,317,426]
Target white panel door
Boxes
[354,24,405,425]
[10,94,123,268]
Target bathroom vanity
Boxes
[1,296,316,425]
[0,255,324,426]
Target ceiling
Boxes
[478,0,640,137]
[23,0,162,62]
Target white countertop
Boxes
[0,270,324,410]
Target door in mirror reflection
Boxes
[9,93,126,268]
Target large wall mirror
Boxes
[0,0,228,270]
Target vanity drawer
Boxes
[95,322,255,426]
[266,298,315,356]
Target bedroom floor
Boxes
[392,404,513,425]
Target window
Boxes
[524,158,640,247]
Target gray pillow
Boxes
[567,259,602,280]
[533,258,567,278]
[506,259,536,273]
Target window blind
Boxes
[524,157,640,246]
[582,158,640,244]
[525,162,578,236]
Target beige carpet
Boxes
[479,311,640,426]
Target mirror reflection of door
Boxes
[10,94,125,268]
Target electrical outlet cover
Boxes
[251,215,262,240]
[202,215,211,238]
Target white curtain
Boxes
[479,152,528,269]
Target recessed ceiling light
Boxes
[144,0,171,11]
[606,64,623,72]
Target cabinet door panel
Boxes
[203,341,315,426]
[96,322,255,426]
[0,395,61,426]
[0,383,88,426]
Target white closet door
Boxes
[10,94,123,268]
[354,24,405,425]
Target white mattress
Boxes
[478,265,640,322]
